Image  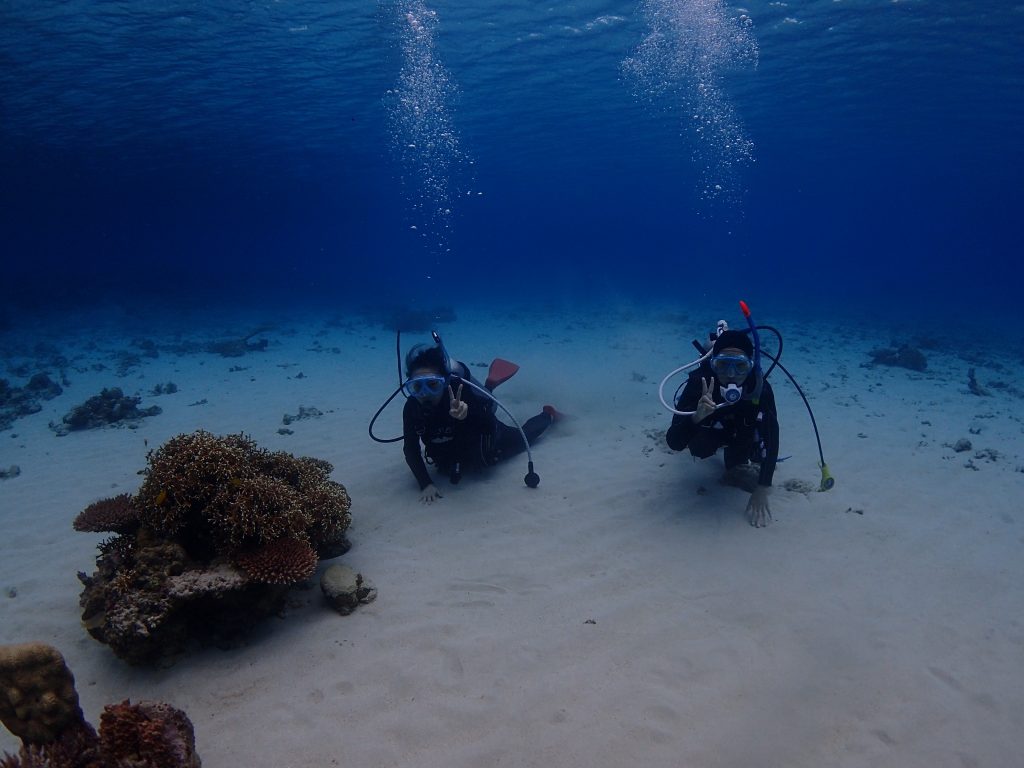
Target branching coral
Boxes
[302,481,354,553]
[206,474,312,552]
[75,430,353,664]
[233,538,318,585]
[134,432,258,538]
[73,495,140,535]
[132,430,351,559]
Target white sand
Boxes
[1,302,1021,767]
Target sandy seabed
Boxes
[1,300,1022,768]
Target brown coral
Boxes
[0,726,103,768]
[0,643,102,768]
[131,430,350,559]
[302,480,352,551]
[77,431,352,663]
[0,644,199,768]
[134,431,259,538]
[234,538,318,585]
[98,700,200,768]
[73,495,140,534]
[205,474,312,551]
[0,643,86,745]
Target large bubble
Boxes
[624,0,758,209]
[386,1,471,256]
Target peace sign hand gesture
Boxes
[693,377,717,423]
[448,382,468,421]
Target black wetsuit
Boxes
[402,362,551,490]
[666,365,780,487]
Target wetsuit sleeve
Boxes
[757,383,780,487]
[402,399,433,490]
[458,388,493,430]
[666,374,705,451]
[450,384,494,461]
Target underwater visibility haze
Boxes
[1,0,1022,317]
[4,5,1024,765]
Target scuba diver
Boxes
[371,332,558,504]
[661,301,834,528]
[666,328,779,527]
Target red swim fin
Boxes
[485,358,519,391]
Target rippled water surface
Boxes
[1,1,1021,313]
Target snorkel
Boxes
[430,330,453,377]
[739,300,765,407]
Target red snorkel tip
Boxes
[739,300,751,318]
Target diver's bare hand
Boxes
[746,486,772,528]
[448,383,468,420]
[420,484,443,504]
[693,377,716,422]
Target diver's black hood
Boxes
[405,344,448,377]
[712,329,754,357]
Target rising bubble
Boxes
[624,0,758,210]
[387,1,472,255]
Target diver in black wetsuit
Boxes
[402,344,556,504]
[666,329,780,527]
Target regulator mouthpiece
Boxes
[720,383,743,404]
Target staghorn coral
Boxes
[233,538,318,585]
[134,432,258,540]
[205,474,312,552]
[97,535,136,568]
[301,481,353,555]
[132,430,351,560]
[73,495,140,535]
[75,431,353,664]
[0,644,199,768]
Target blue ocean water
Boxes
[1,0,1021,319]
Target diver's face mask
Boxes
[711,354,752,381]
[404,374,447,401]
[711,353,751,403]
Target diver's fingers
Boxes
[448,384,455,401]
[455,383,463,403]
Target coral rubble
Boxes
[281,405,323,425]
[320,564,377,616]
[204,330,270,358]
[0,374,63,432]
[52,388,161,436]
[76,431,352,664]
[867,344,927,372]
[0,642,199,768]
